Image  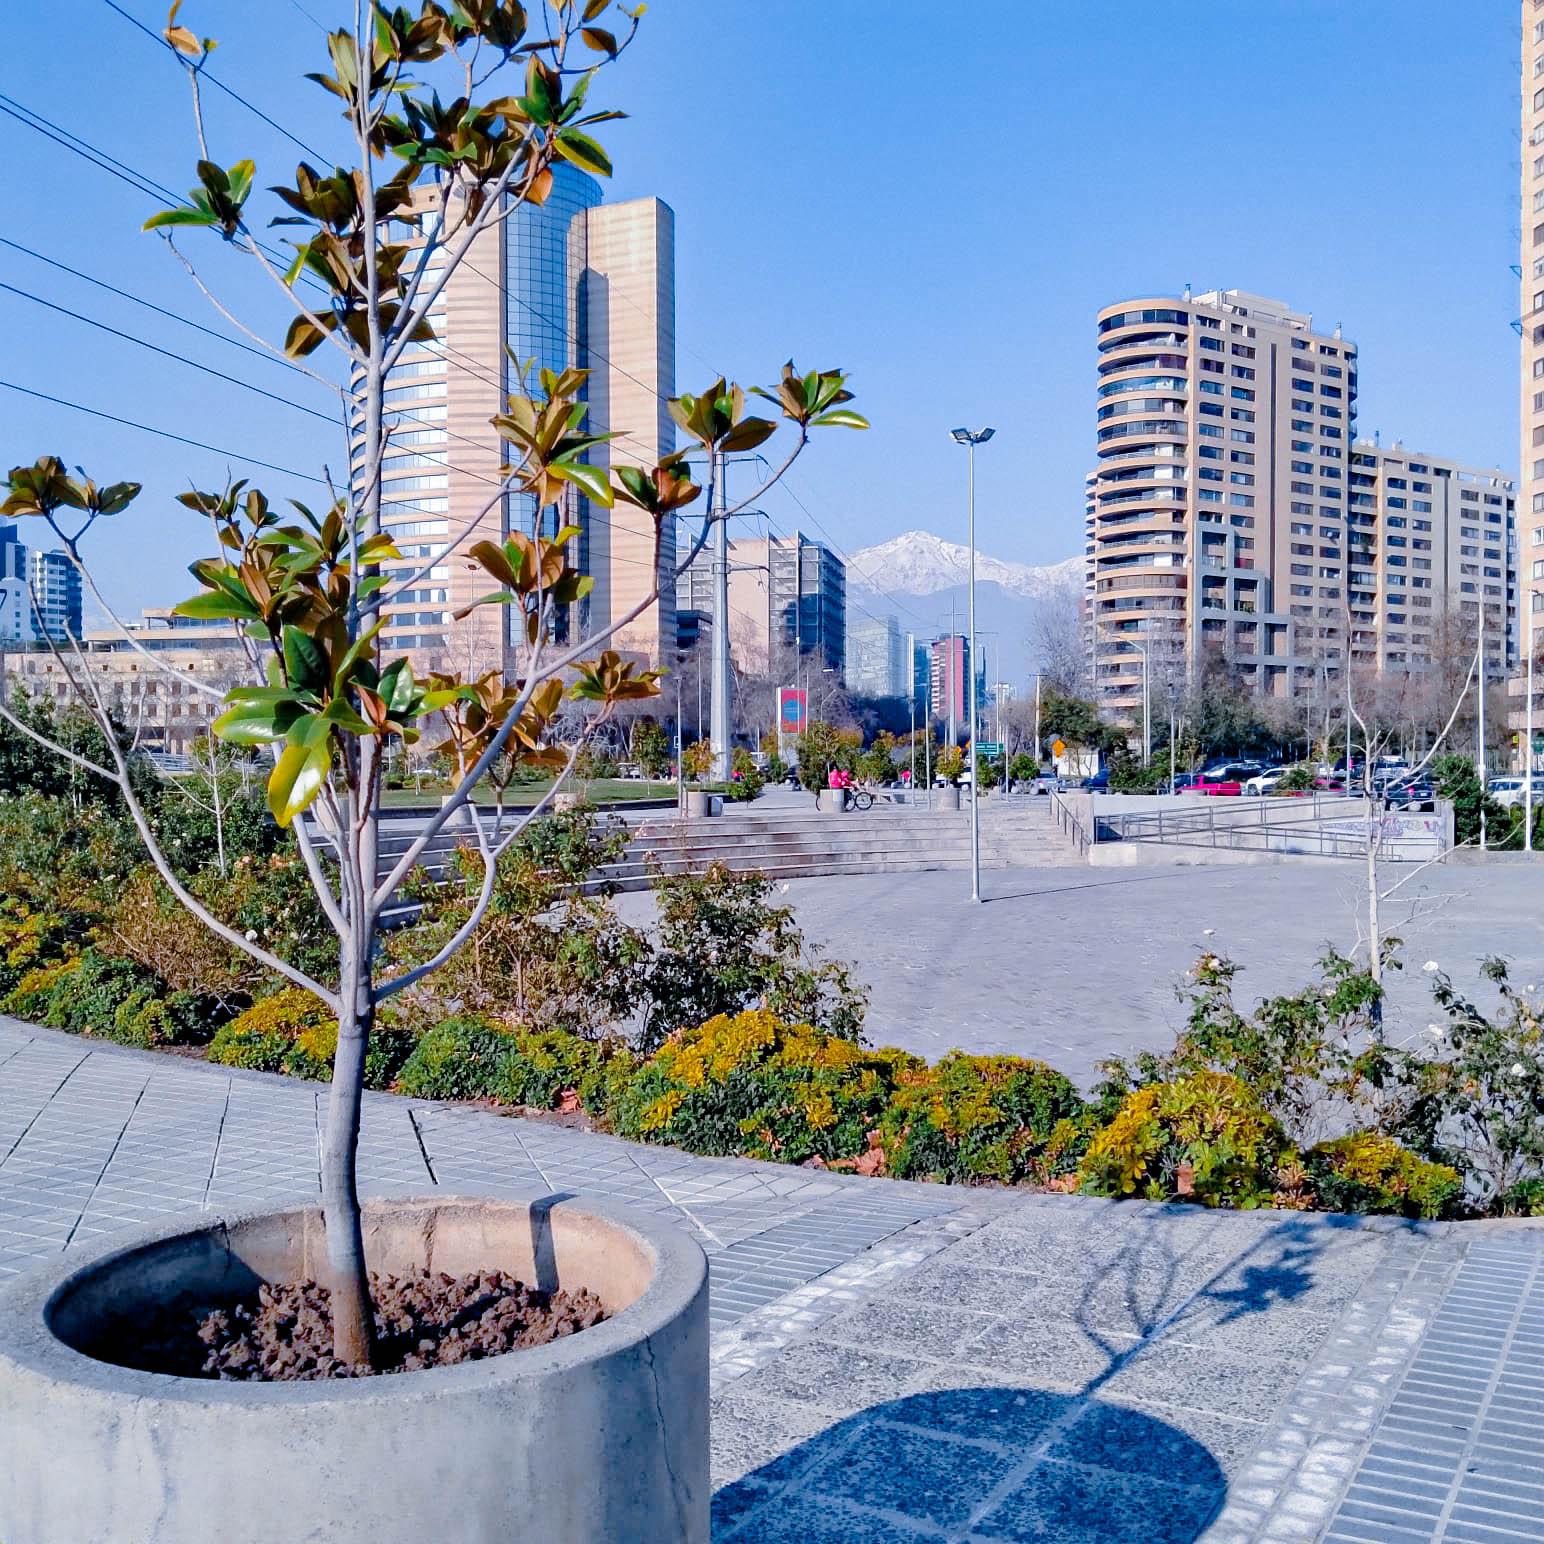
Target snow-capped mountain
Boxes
[843,530,1082,684]
[845,530,1081,600]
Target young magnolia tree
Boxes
[1,0,864,1367]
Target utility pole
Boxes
[1033,672,1041,764]
[709,449,731,781]
[952,426,995,904]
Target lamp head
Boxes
[951,427,996,446]
[950,428,971,444]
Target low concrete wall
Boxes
[0,1192,709,1544]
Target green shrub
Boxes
[495,1028,639,1113]
[37,950,160,1039]
[1076,1071,1290,1208]
[613,1007,915,1163]
[0,898,85,998]
[879,1053,1089,1185]
[393,1016,512,1100]
[1500,1177,1544,1216]
[1305,1133,1461,1220]
[209,988,337,1082]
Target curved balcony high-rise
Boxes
[1087,290,1360,718]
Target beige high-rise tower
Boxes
[1088,289,1359,715]
[375,167,676,677]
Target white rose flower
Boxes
[1513,1063,1528,1077]
[1423,961,1439,973]
[1426,1024,1444,1039]
[244,928,258,941]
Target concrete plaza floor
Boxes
[618,860,1544,1087]
[3,1015,1544,1543]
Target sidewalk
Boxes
[3,1015,1542,1543]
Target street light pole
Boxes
[952,426,995,904]
[1527,594,1536,853]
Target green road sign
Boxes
[976,742,1004,757]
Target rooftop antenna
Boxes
[1373,428,1381,447]
[1182,281,1192,300]
[1333,323,1343,338]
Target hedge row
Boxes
[1,905,1463,1217]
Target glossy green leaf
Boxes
[550,458,615,507]
[143,207,219,231]
[282,625,330,692]
[267,733,332,826]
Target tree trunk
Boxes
[322,923,376,1368]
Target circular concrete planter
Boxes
[938,785,961,811]
[683,788,712,817]
[817,788,846,812]
[0,1192,709,1544]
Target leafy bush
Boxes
[1305,1133,1460,1219]
[613,1007,914,1163]
[1077,1071,1291,1208]
[35,950,160,1039]
[1098,950,1386,1144]
[495,1028,638,1113]
[207,988,414,1088]
[393,1016,514,1100]
[0,897,85,998]
[208,987,340,1081]
[879,1053,1090,1185]
[1500,1177,1544,1216]
[681,739,712,780]
[389,808,647,1034]
[641,863,866,1051]
[1379,958,1544,1211]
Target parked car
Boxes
[1242,768,1291,796]
[1488,776,1542,810]
[1384,779,1436,811]
[1083,769,1109,792]
[1186,769,1244,797]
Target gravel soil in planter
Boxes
[0,1191,709,1544]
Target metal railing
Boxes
[1048,791,1091,855]
[1092,795,1450,862]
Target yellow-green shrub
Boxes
[878,1053,1090,1184]
[1306,1133,1461,1219]
[209,989,416,1088]
[612,1007,917,1163]
[1076,1071,1290,1208]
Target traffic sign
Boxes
[976,742,1003,757]
[1051,738,1066,757]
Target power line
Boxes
[0,94,175,205]
[0,379,326,483]
[0,280,340,425]
[99,0,327,161]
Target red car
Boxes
[1185,770,1244,797]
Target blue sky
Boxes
[0,0,1522,618]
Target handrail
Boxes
[1049,790,1091,855]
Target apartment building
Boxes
[376,166,676,676]
[1088,289,1360,716]
[1345,444,1514,675]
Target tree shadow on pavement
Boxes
[715,1210,1345,1542]
[712,1387,1226,1543]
